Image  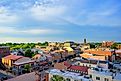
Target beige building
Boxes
[48,42,57,47]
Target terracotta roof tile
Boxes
[3,55,23,60]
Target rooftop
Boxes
[13,60,35,66]
[47,69,91,81]
[5,72,36,81]
[3,55,23,60]
[0,46,10,48]
[64,61,88,72]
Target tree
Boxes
[24,48,34,58]
[111,43,118,49]
[51,75,66,81]
[90,44,96,48]
[24,64,31,72]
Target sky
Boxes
[0,0,121,43]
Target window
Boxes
[74,80,78,81]
[90,75,92,78]
[104,78,109,81]
[66,78,71,81]
[96,77,100,80]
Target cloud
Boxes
[0,6,18,24]
[0,27,64,35]
[29,3,67,21]
[63,7,121,26]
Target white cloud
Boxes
[0,27,64,35]
[0,7,18,23]
[29,4,67,21]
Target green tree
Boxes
[24,64,31,72]
[24,48,34,58]
[51,75,66,81]
[111,43,118,49]
[90,44,96,48]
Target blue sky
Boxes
[0,0,121,43]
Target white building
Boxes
[46,69,92,81]
[88,67,121,81]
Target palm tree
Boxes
[51,75,66,81]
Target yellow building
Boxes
[2,55,23,67]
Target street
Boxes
[0,70,14,80]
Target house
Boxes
[80,53,106,61]
[5,72,37,81]
[45,69,91,81]
[102,41,114,47]
[88,67,121,81]
[0,46,10,59]
[117,44,121,49]
[32,54,47,62]
[2,55,23,67]
[64,41,75,47]
[64,61,89,74]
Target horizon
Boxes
[0,0,121,42]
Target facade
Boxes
[64,61,89,74]
[84,49,113,56]
[117,44,121,49]
[48,42,57,47]
[102,41,114,47]
[80,53,107,61]
[0,46,10,59]
[2,55,23,67]
[46,69,91,81]
[88,68,121,81]
[64,41,75,47]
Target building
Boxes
[32,54,47,62]
[73,58,108,69]
[48,42,57,47]
[80,53,107,61]
[5,72,37,81]
[84,49,113,56]
[117,44,121,49]
[45,69,91,81]
[64,41,75,47]
[102,41,114,47]
[64,61,89,74]
[0,46,10,59]
[88,67,121,81]
[2,55,23,67]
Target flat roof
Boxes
[0,46,10,48]
[47,69,91,81]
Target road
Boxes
[0,70,14,80]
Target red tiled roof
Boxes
[69,65,88,72]
[64,61,88,72]
[3,55,23,60]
